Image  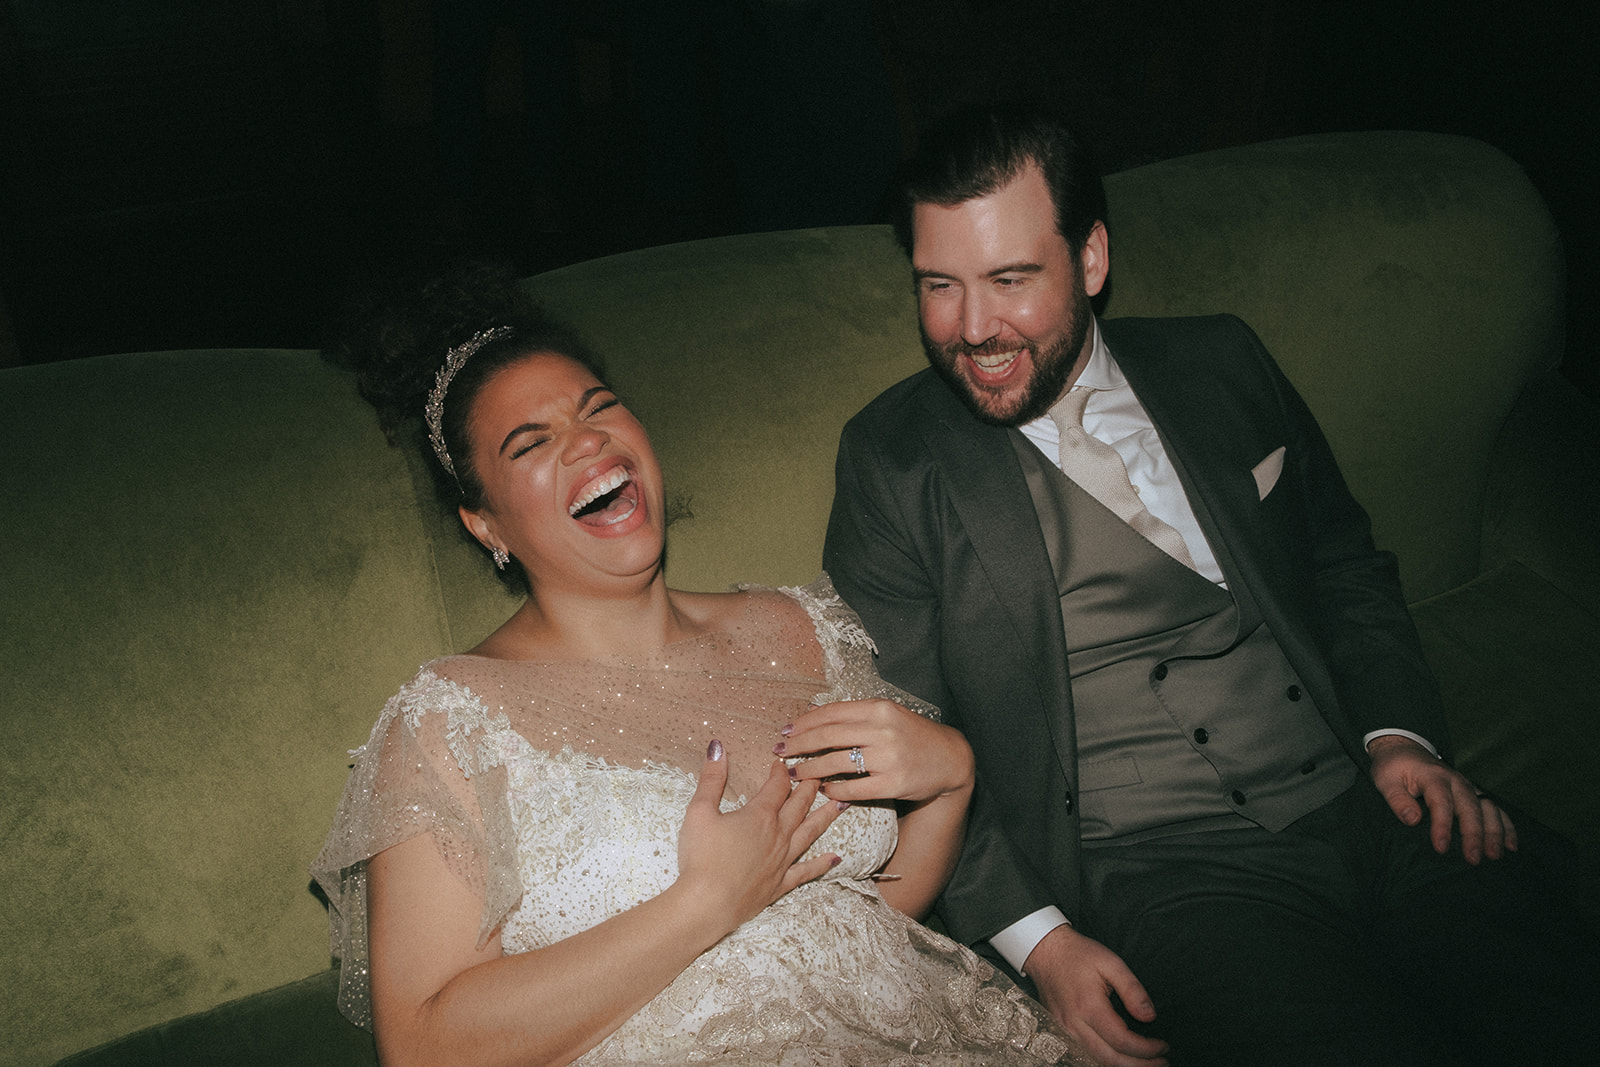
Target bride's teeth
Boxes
[569,468,632,515]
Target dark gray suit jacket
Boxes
[823,314,1448,949]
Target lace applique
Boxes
[770,574,941,722]
[781,574,878,654]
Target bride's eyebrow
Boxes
[498,421,548,454]
[497,386,612,455]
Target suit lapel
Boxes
[919,384,1065,643]
[910,378,1081,780]
[1105,320,1305,641]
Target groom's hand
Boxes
[1368,735,1518,864]
[1023,924,1169,1067]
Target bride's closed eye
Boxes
[509,435,550,460]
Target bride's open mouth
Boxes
[569,466,640,528]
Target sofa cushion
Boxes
[52,968,376,1067]
[1409,559,1599,926]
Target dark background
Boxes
[2,0,1594,398]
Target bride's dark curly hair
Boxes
[324,258,608,591]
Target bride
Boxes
[312,267,1090,1066]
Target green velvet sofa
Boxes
[3,131,1595,1066]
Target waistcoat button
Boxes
[1300,759,1317,775]
[1231,789,1247,805]
[1063,790,1074,814]
[1152,664,1169,681]
[1193,728,1209,744]
[1286,685,1303,701]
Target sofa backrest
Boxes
[0,130,1561,1066]
[526,131,1563,604]
[0,350,484,1063]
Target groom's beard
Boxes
[921,302,1090,428]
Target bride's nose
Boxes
[560,424,607,465]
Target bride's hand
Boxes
[675,741,846,937]
[779,700,975,806]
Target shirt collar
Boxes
[1070,316,1125,392]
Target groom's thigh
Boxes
[1079,828,1430,1067]
[1363,792,1599,1066]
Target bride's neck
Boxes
[477,572,701,661]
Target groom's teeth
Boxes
[569,468,631,515]
[972,349,1021,369]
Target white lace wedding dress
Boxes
[313,576,1086,1065]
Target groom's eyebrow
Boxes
[985,262,1045,277]
[911,262,1046,282]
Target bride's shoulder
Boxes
[729,574,875,662]
[749,573,865,634]
[377,658,492,726]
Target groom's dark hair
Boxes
[893,102,1108,258]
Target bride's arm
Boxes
[877,769,974,919]
[781,700,974,920]
[368,751,844,1067]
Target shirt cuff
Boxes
[1362,728,1439,758]
[988,906,1071,975]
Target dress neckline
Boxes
[440,588,782,668]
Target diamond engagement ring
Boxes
[849,746,866,775]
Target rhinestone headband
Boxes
[424,325,514,483]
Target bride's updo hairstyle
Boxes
[325,259,608,590]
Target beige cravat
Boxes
[1050,386,1198,570]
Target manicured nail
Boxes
[779,723,794,737]
[787,764,798,779]
[772,742,786,756]
[836,800,851,811]
[707,739,724,762]
[828,855,842,867]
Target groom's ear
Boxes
[1080,221,1109,298]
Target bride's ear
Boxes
[459,504,508,560]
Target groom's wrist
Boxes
[988,906,1071,975]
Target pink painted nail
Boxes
[772,742,786,755]
[836,800,851,811]
[787,764,798,779]
[707,739,724,762]
[780,723,794,736]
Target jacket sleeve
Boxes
[1257,331,1453,757]
[824,414,1067,946]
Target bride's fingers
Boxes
[777,718,895,760]
[789,749,871,784]
[778,851,843,896]
[814,775,878,804]
[687,739,730,812]
[786,791,849,858]
[775,776,822,836]
[746,758,797,812]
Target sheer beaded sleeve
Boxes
[310,667,522,1029]
[777,572,942,721]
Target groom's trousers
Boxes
[1074,781,1596,1066]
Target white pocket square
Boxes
[1252,446,1286,500]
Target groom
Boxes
[824,103,1592,1066]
